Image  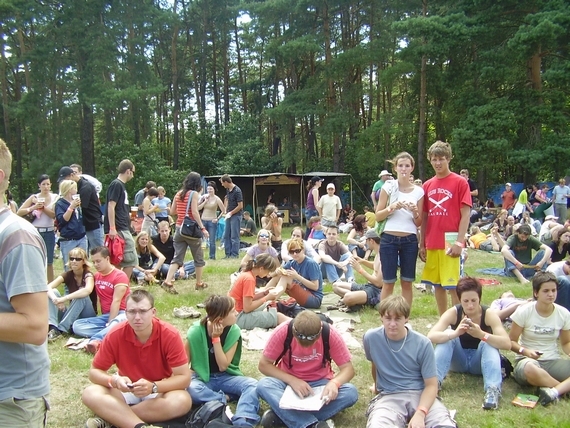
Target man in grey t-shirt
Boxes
[0,139,50,427]
[363,296,456,428]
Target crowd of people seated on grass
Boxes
[6,140,570,427]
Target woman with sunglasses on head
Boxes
[186,295,261,427]
[229,253,291,330]
[509,272,570,406]
[265,238,324,309]
[240,229,280,271]
[132,231,166,286]
[47,247,97,341]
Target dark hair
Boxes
[352,215,366,233]
[532,272,558,299]
[201,295,235,326]
[207,181,217,191]
[37,174,50,185]
[128,289,155,307]
[220,174,232,184]
[244,252,279,273]
[118,159,134,174]
[518,224,532,235]
[145,181,157,190]
[90,246,110,258]
[179,172,202,200]
[456,277,482,300]
[146,187,159,198]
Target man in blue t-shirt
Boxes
[363,295,456,428]
[266,238,323,309]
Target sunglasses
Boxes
[69,257,83,262]
[289,249,302,255]
[293,325,321,341]
[259,234,270,238]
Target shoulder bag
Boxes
[375,180,398,235]
[180,191,203,239]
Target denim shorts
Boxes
[379,233,418,283]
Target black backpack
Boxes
[274,320,331,369]
[153,400,230,428]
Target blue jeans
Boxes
[48,290,96,333]
[72,311,127,342]
[189,372,259,427]
[159,261,195,279]
[504,250,546,278]
[38,229,56,265]
[203,220,218,259]
[257,377,358,428]
[85,226,105,251]
[380,233,419,283]
[60,236,88,272]
[556,276,570,311]
[434,337,502,391]
[322,253,354,283]
[224,214,242,258]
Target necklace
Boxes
[385,328,408,353]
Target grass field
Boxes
[47,228,570,427]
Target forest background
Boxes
[1,0,569,205]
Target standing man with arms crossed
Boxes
[460,169,478,206]
[220,174,243,258]
[420,141,472,316]
[0,139,50,427]
[59,165,104,248]
[104,159,137,279]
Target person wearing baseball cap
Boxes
[331,229,383,311]
[501,182,517,213]
[371,170,394,211]
[317,183,342,228]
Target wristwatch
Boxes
[151,382,158,394]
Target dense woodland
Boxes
[1,0,569,202]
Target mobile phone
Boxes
[126,383,134,388]
[535,351,544,356]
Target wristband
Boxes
[107,376,114,389]
[518,347,525,355]
[417,406,429,416]
[201,227,206,231]
[481,333,490,342]
[455,241,465,248]
[211,337,221,344]
[330,379,341,389]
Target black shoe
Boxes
[260,409,285,428]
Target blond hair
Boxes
[59,180,77,197]
[378,295,410,318]
[427,140,452,160]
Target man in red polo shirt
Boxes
[81,290,191,428]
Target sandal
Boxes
[160,281,179,295]
[195,282,209,291]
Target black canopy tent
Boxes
[204,172,353,226]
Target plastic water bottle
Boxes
[201,238,208,249]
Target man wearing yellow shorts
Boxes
[419,141,472,315]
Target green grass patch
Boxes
[47,229,570,427]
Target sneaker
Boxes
[482,386,500,410]
[310,422,330,428]
[86,340,101,355]
[538,387,559,406]
[260,409,285,428]
[84,417,112,428]
[48,328,62,342]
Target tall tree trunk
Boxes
[417,0,428,180]
[234,18,247,113]
[81,103,95,175]
[171,6,181,170]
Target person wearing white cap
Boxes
[539,215,562,244]
[317,183,342,228]
[500,183,517,214]
[371,170,393,211]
